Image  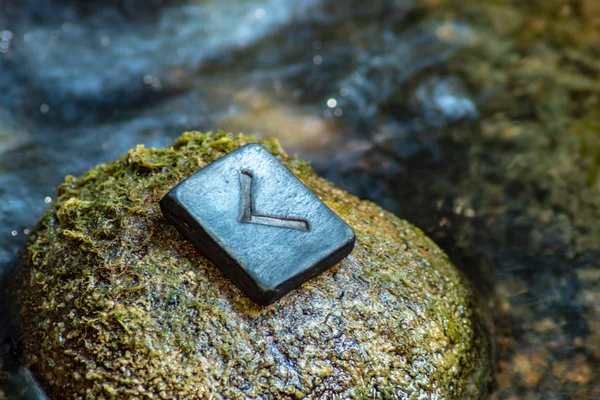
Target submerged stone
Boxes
[10,132,491,399]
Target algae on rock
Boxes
[11,132,491,399]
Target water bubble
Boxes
[11,230,18,236]
[327,98,337,108]
[334,108,343,117]
[44,197,52,204]
[0,30,13,41]
[40,103,50,114]
[0,31,12,52]
[254,8,266,20]
[313,55,323,65]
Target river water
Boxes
[1,0,599,398]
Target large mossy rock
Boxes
[11,132,491,399]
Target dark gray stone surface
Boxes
[161,144,355,304]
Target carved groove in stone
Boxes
[239,170,309,231]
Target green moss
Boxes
[11,132,491,399]
[570,111,600,188]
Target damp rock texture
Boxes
[10,132,491,399]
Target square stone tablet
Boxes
[160,144,355,305]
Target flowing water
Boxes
[1,0,599,398]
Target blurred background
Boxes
[0,0,599,398]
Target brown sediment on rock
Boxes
[10,132,491,399]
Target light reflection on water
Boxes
[0,1,477,398]
[0,0,474,273]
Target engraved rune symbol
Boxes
[239,170,309,231]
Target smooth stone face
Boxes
[160,143,355,304]
[9,132,491,399]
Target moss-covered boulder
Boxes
[10,132,491,399]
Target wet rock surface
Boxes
[1,0,600,398]
[9,133,490,399]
